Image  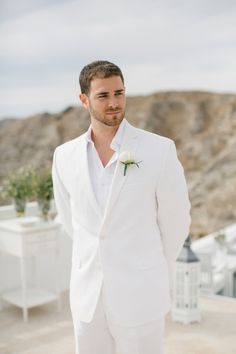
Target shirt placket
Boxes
[100,151,118,211]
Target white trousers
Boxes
[73,285,165,354]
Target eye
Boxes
[97,95,107,99]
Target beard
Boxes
[88,101,125,127]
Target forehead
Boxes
[90,75,124,93]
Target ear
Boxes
[79,93,89,109]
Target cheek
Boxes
[89,102,101,113]
[92,100,106,109]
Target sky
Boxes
[1,0,236,119]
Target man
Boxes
[52,60,191,354]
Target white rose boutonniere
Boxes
[119,151,142,176]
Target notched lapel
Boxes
[101,122,139,223]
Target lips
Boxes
[106,111,120,114]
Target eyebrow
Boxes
[95,89,125,96]
[115,89,125,93]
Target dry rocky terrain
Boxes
[0,91,236,239]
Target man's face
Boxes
[80,75,126,127]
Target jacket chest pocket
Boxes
[120,182,154,204]
[122,182,151,192]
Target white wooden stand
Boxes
[0,217,61,322]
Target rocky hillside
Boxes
[0,91,236,239]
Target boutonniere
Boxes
[119,151,142,176]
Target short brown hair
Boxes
[79,60,124,94]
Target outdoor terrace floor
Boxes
[0,291,236,354]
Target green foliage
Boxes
[32,166,53,201]
[1,165,35,201]
[1,164,53,215]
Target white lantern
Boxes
[171,235,201,324]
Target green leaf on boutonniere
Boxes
[119,151,142,176]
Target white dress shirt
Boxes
[85,118,126,214]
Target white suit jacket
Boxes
[52,118,191,326]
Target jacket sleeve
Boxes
[52,148,73,239]
[156,140,191,263]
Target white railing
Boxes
[192,224,236,297]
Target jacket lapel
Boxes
[100,121,139,225]
[77,120,139,225]
[77,138,103,218]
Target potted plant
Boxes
[1,165,35,216]
[33,166,53,220]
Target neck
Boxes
[90,119,121,147]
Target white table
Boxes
[0,216,61,322]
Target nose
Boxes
[108,96,119,109]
